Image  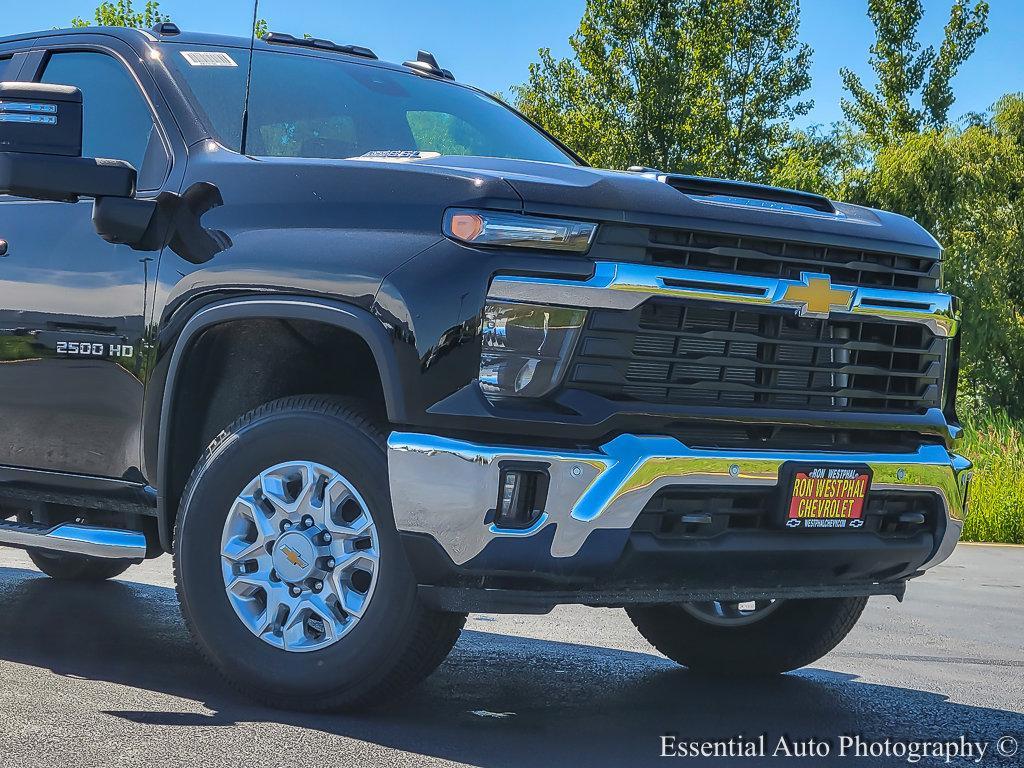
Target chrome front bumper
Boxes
[388,432,971,572]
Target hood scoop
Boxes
[655,173,838,216]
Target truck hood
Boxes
[411,155,941,259]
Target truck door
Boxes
[0,47,171,479]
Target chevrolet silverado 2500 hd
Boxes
[0,24,970,710]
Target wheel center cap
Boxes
[273,531,316,582]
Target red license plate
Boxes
[783,464,871,530]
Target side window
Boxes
[41,51,168,189]
[0,56,16,81]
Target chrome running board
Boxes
[0,519,147,560]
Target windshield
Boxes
[166,45,575,165]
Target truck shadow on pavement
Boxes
[0,566,1021,767]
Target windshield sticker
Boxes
[347,150,442,162]
[180,51,237,67]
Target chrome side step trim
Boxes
[0,520,147,560]
[488,261,959,337]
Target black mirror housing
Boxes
[0,82,83,156]
[93,196,158,247]
[0,82,136,202]
[0,153,136,202]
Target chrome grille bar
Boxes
[488,261,958,338]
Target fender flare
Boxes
[154,295,405,550]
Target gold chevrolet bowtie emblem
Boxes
[779,273,854,318]
[281,545,308,569]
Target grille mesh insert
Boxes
[569,300,944,413]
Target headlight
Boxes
[480,302,586,399]
[444,209,597,252]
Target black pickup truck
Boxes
[0,24,970,711]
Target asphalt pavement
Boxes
[0,543,1020,767]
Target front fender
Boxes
[144,294,406,550]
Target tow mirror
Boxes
[0,82,136,201]
[0,81,228,261]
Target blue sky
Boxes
[4,0,1021,128]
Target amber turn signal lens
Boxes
[443,208,597,252]
[449,213,485,242]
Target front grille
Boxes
[569,299,944,414]
[596,226,940,292]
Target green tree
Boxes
[719,0,812,178]
[863,95,1024,411]
[770,122,869,200]
[71,1,169,28]
[840,0,989,148]
[513,0,812,180]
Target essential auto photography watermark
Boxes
[659,733,1021,764]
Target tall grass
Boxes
[959,409,1024,544]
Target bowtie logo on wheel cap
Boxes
[280,544,309,569]
[778,273,854,319]
[273,531,318,583]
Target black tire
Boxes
[27,550,133,581]
[627,597,868,676]
[174,395,465,711]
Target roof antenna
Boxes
[239,0,260,156]
[403,50,455,80]
[151,22,181,36]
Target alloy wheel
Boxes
[220,461,380,652]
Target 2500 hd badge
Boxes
[55,340,134,358]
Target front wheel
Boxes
[627,597,867,676]
[174,396,465,711]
